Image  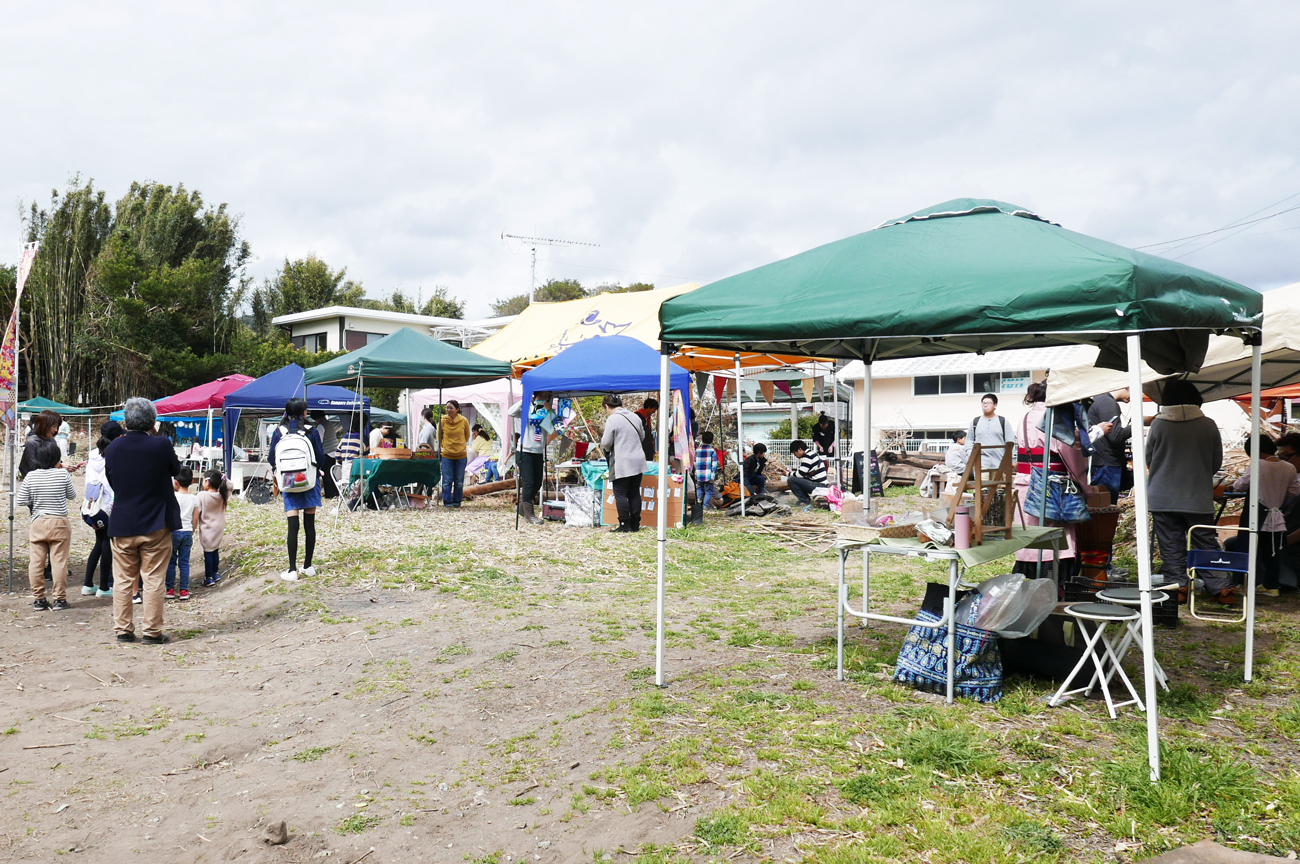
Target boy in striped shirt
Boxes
[17,438,76,610]
[694,431,720,510]
[787,439,827,509]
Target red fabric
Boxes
[712,374,726,404]
[154,375,255,415]
[775,380,792,397]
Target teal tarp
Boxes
[19,397,90,416]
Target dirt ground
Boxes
[3,481,1299,863]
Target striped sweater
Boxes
[794,453,827,485]
[17,468,76,521]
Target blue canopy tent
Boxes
[108,409,224,442]
[521,335,692,421]
[222,364,371,470]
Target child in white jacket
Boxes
[81,422,123,597]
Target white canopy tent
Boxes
[409,378,521,461]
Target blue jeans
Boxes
[745,474,766,496]
[203,550,220,583]
[441,457,466,505]
[166,531,193,591]
[1090,464,1121,504]
[485,460,500,482]
[698,481,717,510]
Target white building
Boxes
[839,345,1251,454]
[270,306,515,352]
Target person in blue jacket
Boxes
[269,398,327,582]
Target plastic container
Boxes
[953,506,971,550]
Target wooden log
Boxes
[463,479,516,498]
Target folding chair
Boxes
[1186,525,1250,623]
[945,442,1017,542]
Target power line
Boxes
[1136,194,1300,250]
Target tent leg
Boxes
[655,350,671,688]
[830,365,841,488]
[862,362,872,622]
[1127,334,1160,783]
[1245,343,1261,681]
[735,354,746,516]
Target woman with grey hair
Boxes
[105,397,182,644]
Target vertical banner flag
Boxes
[1,243,38,423]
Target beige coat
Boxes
[193,490,226,552]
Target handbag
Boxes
[80,495,108,531]
[893,588,1003,703]
[1023,465,1092,524]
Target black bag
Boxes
[688,501,704,526]
[639,415,656,461]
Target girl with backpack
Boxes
[268,398,327,582]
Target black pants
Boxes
[518,451,544,504]
[84,526,112,591]
[788,476,817,504]
[1227,530,1284,589]
[612,473,643,530]
[321,456,339,499]
[1152,511,1223,591]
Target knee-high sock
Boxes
[303,513,316,567]
[287,515,300,571]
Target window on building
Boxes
[913,374,968,396]
[291,332,329,353]
[973,370,1033,394]
[344,330,386,351]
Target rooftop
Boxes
[838,345,1086,380]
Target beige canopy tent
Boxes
[1046,282,1300,406]
[471,283,812,373]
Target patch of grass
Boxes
[694,811,748,849]
[625,666,655,680]
[2,726,17,735]
[335,812,381,834]
[1162,682,1216,724]
[292,746,332,763]
[1105,742,1257,827]
[440,644,471,656]
[493,650,518,662]
[630,691,671,719]
[892,726,997,775]
[1002,818,1065,854]
[508,796,535,806]
[1274,700,1300,736]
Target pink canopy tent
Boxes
[155,375,255,415]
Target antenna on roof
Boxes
[501,233,599,303]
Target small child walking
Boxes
[166,467,198,600]
[194,470,229,587]
[17,439,76,611]
[694,431,720,511]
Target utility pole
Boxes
[500,233,599,303]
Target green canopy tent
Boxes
[655,199,1264,782]
[303,326,511,390]
[18,396,91,416]
[304,327,512,513]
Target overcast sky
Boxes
[3,3,1297,319]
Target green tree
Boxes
[770,414,818,440]
[592,281,654,294]
[250,255,363,335]
[420,286,464,318]
[489,277,592,316]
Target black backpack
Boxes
[639,414,656,461]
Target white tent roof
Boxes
[1047,283,1300,406]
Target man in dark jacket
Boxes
[1086,389,1132,504]
[106,397,181,644]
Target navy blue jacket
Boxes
[104,431,182,538]
[268,419,328,473]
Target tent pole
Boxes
[655,348,670,687]
[735,354,746,516]
[862,360,872,620]
[1245,342,1262,681]
[1126,334,1160,783]
[1036,404,1053,578]
[831,365,841,488]
[7,280,19,594]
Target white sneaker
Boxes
[300,566,316,578]
[280,570,299,582]
[81,586,97,596]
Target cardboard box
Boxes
[601,475,684,527]
[1085,489,1112,508]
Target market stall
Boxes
[658,197,1264,782]
[222,364,371,492]
[519,335,692,529]
[303,327,512,510]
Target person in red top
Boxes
[635,398,658,455]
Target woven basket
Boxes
[1076,506,1121,552]
[835,522,916,542]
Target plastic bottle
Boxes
[953,506,971,549]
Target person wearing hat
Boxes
[81,421,124,598]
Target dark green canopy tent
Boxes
[652,199,1265,783]
[18,396,91,416]
[303,327,511,389]
[658,199,1261,372]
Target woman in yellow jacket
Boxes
[438,400,471,507]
